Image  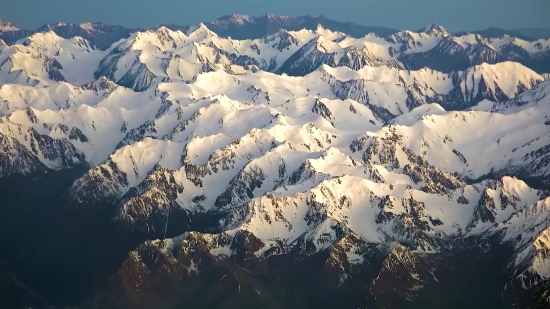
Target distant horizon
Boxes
[1,0,549,32]
[1,13,549,33]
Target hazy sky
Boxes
[2,0,549,31]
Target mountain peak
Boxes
[156,25,172,33]
[94,76,117,89]
[227,13,254,24]
[79,22,96,32]
[188,22,214,37]
[420,23,448,35]
[0,20,19,31]
[379,243,419,266]
[263,13,297,23]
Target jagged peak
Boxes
[419,23,448,35]
[129,26,186,50]
[273,27,291,36]
[27,29,63,41]
[14,30,64,48]
[315,34,329,45]
[136,25,178,39]
[79,22,96,31]
[78,75,118,92]
[94,75,117,88]
[344,44,363,54]
[262,13,302,24]
[155,25,173,35]
[224,13,255,24]
[499,176,534,193]
[313,35,340,53]
[386,242,410,255]
[391,29,416,39]
[195,22,210,31]
[315,147,357,167]
[90,21,109,27]
[316,63,336,77]
[187,22,215,38]
[464,60,541,77]
[37,22,69,31]
[0,20,19,31]
[262,28,295,42]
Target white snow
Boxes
[1,22,550,282]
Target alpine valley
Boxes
[0,13,550,309]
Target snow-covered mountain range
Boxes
[0,15,549,309]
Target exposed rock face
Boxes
[369,243,439,308]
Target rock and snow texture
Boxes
[1,20,549,91]
[0,18,550,308]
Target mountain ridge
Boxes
[1,21,548,95]
[3,14,550,41]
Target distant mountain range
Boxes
[1,13,549,48]
[1,15,549,87]
[0,13,549,309]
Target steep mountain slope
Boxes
[35,22,135,50]
[0,14,398,47]
[85,80,550,309]
[392,25,550,74]
[0,20,32,44]
[204,13,400,39]
[1,19,548,94]
[1,76,549,308]
[0,20,135,50]
[0,31,109,86]
[0,18,549,309]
